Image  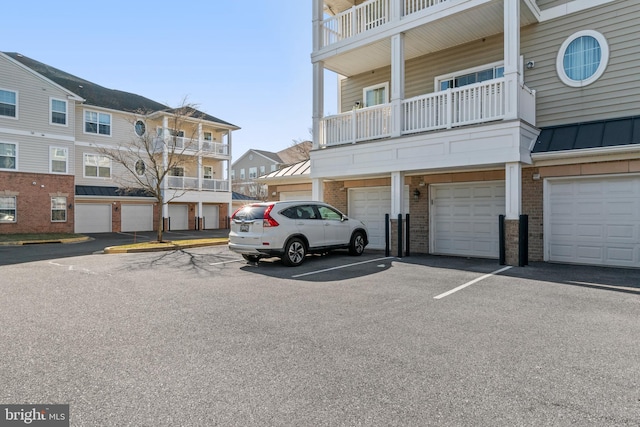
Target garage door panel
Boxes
[121,204,153,232]
[547,176,640,267]
[168,205,189,230]
[432,181,504,258]
[75,204,111,233]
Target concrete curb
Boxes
[103,239,229,254]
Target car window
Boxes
[234,205,267,220]
[318,205,343,221]
[280,205,317,220]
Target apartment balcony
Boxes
[316,0,539,77]
[319,78,535,147]
[153,137,230,157]
[167,176,230,192]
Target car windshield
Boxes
[234,205,268,220]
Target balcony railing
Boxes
[153,137,229,156]
[320,79,536,147]
[167,176,229,192]
[322,0,448,48]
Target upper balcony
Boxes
[153,136,230,158]
[319,77,536,147]
[316,0,540,77]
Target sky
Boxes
[2,0,337,160]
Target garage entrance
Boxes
[75,204,111,233]
[430,181,505,258]
[168,204,189,230]
[546,175,640,268]
[121,204,153,232]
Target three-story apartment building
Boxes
[0,52,238,234]
[310,0,640,268]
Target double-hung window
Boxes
[203,166,213,180]
[51,197,67,222]
[240,169,245,180]
[50,147,68,173]
[0,142,17,170]
[51,98,67,125]
[249,167,258,179]
[0,89,17,118]
[84,153,111,178]
[0,196,16,222]
[84,110,111,135]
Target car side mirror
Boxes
[341,214,348,222]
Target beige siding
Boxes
[339,1,639,128]
[0,55,77,175]
[522,0,640,126]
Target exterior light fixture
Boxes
[413,189,421,200]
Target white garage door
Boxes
[431,181,505,258]
[202,205,219,229]
[349,187,391,250]
[280,191,312,201]
[168,204,189,230]
[75,204,111,233]
[121,204,153,232]
[546,176,640,268]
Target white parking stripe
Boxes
[291,257,395,278]
[434,266,512,299]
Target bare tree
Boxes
[94,99,205,242]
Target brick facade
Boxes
[0,172,75,234]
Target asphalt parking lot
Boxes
[0,240,639,426]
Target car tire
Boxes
[348,231,366,256]
[242,254,261,263]
[282,237,306,266]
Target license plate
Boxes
[240,224,249,232]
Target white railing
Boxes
[403,79,505,134]
[153,137,229,156]
[322,0,390,47]
[320,79,535,147]
[403,0,448,16]
[322,0,450,48]
[322,104,392,146]
[167,176,229,192]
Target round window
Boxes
[556,30,609,88]
[134,120,146,136]
[135,160,146,175]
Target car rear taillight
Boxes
[262,205,279,227]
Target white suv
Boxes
[228,201,369,266]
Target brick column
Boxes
[504,219,520,266]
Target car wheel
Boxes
[349,231,365,256]
[242,254,260,263]
[282,237,306,266]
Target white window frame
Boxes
[0,142,17,170]
[51,196,67,222]
[435,60,505,91]
[83,153,112,178]
[249,167,258,179]
[259,165,266,175]
[240,168,245,180]
[203,132,213,141]
[0,196,17,223]
[362,82,389,107]
[50,97,68,126]
[556,30,609,88]
[134,120,146,137]
[0,88,18,120]
[270,164,277,172]
[83,109,112,136]
[231,170,236,180]
[169,166,185,177]
[49,146,68,174]
[203,165,213,179]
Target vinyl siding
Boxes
[339,0,639,128]
[0,55,76,175]
[522,0,640,126]
[537,0,568,10]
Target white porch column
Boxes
[312,0,323,52]
[504,0,520,120]
[312,178,324,202]
[505,162,522,219]
[227,130,233,220]
[391,171,405,217]
[312,61,325,150]
[391,33,405,137]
